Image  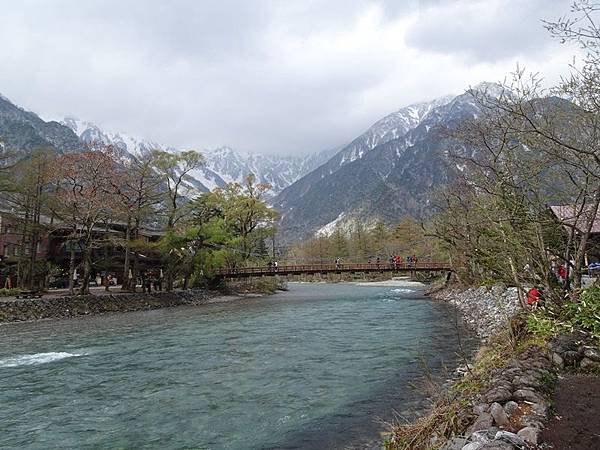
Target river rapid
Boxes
[0,282,477,449]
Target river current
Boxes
[0,282,477,449]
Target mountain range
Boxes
[0,83,501,241]
[272,85,503,240]
[59,116,335,196]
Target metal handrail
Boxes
[214,261,451,276]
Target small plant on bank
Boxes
[525,311,568,339]
[564,287,600,341]
[0,288,22,297]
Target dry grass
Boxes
[384,331,530,450]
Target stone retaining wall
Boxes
[442,346,554,450]
[435,285,600,450]
[0,291,211,323]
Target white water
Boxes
[0,352,84,368]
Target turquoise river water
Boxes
[0,282,477,449]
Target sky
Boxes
[0,0,580,155]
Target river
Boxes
[0,282,477,449]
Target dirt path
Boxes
[541,374,600,449]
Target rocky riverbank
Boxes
[432,285,521,339]
[408,285,600,450]
[387,285,574,449]
[0,291,214,323]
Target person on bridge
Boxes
[335,257,341,269]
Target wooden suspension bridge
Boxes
[214,261,452,279]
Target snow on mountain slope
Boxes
[273,88,497,240]
[61,117,327,195]
[274,93,456,212]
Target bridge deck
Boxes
[214,262,451,278]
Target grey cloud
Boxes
[405,0,568,62]
[0,0,580,155]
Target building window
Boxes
[36,242,41,254]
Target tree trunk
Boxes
[68,246,76,295]
[122,217,132,291]
[79,247,92,295]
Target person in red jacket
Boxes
[527,288,541,307]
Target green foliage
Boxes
[0,288,21,297]
[523,287,600,340]
[156,173,279,288]
[291,217,445,263]
[526,311,568,339]
[564,287,600,340]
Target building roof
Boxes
[550,205,600,234]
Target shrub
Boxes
[564,287,600,340]
[0,288,21,297]
[526,312,566,339]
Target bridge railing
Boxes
[214,261,451,276]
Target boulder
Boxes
[517,426,540,445]
[580,357,600,371]
[468,412,494,433]
[512,389,544,404]
[494,430,526,447]
[442,437,468,450]
[490,402,510,427]
[512,374,541,389]
[583,346,600,362]
[551,352,564,368]
[503,401,519,416]
[480,441,515,450]
[531,401,548,416]
[484,387,513,403]
[473,403,490,415]
[462,443,484,450]
[470,430,491,444]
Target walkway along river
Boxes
[0,282,478,449]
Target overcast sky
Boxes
[0,0,579,155]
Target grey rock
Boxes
[490,402,510,427]
[468,412,494,433]
[480,441,515,450]
[512,374,541,389]
[503,401,519,416]
[583,346,600,362]
[472,403,490,415]
[494,430,526,447]
[512,389,544,404]
[470,430,491,444]
[531,401,548,416]
[580,357,600,370]
[517,426,540,445]
[462,443,484,450]
[484,387,513,403]
[551,352,564,368]
[442,437,468,450]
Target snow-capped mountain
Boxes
[274,85,505,240]
[61,117,171,156]
[61,117,331,195]
[0,95,83,155]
